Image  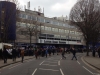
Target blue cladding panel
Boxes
[0,1,16,40]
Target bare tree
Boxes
[20,19,42,49]
[0,0,21,44]
[69,0,100,56]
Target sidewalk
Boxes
[0,56,34,68]
[83,53,100,70]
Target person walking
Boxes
[20,48,24,63]
[3,46,8,63]
[97,47,100,58]
[0,49,3,60]
[35,49,38,59]
[61,48,66,59]
[48,48,51,56]
[92,47,96,57]
[38,49,41,59]
[52,48,55,55]
[71,47,77,60]
[12,48,17,62]
[45,48,48,58]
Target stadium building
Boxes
[0,1,85,48]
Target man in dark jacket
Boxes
[61,48,66,59]
[71,47,77,60]
[3,47,8,63]
[12,48,17,62]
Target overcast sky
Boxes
[19,0,77,18]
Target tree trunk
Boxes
[86,42,89,56]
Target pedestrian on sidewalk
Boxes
[97,47,100,58]
[20,48,24,63]
[0,49,3,60]
[12,48,17,62]
[61,48,66,59]
[92,47,96,57]
[3,46,8,63]
[71,47,77,60]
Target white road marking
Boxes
[45,61,57,63]
[9,63,22,69]
[32,68,37,75]
[39,61,45,65]
[83,66,93,74]
[60,68,64,75]
[77,61,80,64]
[58,61,60,65]
[42,64,58,66]
[81,56,100,73]
[39,68,59,71]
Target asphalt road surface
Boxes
[0,53,100,75]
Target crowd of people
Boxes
[0,45,100,63]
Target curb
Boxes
[83,56,100,70]
[0,57,34,69]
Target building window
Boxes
[77,37,81,40]
[65,30,69,33]
[39,17,45,23]
[54,35,59,38]
[41,26,44,30]
[59,29,64,33]
[59,23,63,26]
[45,26,51,31]
[70,31,75,34]
[44,26,51,31]
[32,16,37,20]
[65,24,70,28]
[45,19,51,23]
[52,28,55,31]
[37,17,41,22]
[59,29,61,32]
[27,15,31,20]
[45,26,48,30]
[63,24,66,26]
[52,21,58,25]
[22,14,26,19]
[55,28,58,32]
[72,37,77,41]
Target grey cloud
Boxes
[20,0,77,17]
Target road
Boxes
[0,53,100,75]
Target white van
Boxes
[0,43,13,51]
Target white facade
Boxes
[16,9,85,45]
